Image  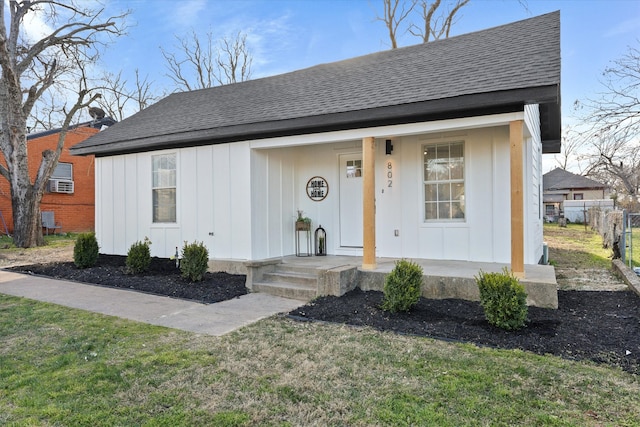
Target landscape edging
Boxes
[611,259,640,297]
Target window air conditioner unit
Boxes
[49,179,74,194]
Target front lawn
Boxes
[1,295,638,426]
[543,222,612,269]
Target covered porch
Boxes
[245,255,558,309]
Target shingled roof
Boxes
[71,11,561,157]
[543,168,607,191]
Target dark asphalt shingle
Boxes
[543,168,607,191]
[72,11,560,156]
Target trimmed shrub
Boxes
[74,232,99,268]
[126,237,151,274]
[476,268,528,331]
[180,241,209,282]
[381,259,423,313]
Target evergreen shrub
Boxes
[73,232,99,268]
[126,237,151,274]
[180,241,209,282]
[476,268,528,331]
[381,259,423,313]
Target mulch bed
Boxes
[7,254,247,304]
[7,257,640,374]
[289,289,640,375]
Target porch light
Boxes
[385,139,393,155]
[315,225,327,256]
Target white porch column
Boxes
[362,137,376,270]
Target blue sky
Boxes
[100,0,638,170]
[103,0,639,112]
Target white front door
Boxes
[339,153,363,247]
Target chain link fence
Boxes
[622,212,640,268]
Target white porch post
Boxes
[362,137,376,270]
[510,120,525,278]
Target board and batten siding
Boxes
[378,127,512,263]
[95,112,544,266]
[525,104,544,264]
[95,143,253,260]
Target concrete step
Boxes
[252,280,317,301]
[250,263,320,301]
[274,264,320,276]
[262,271,317,287]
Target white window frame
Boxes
[423,141,465,222]
[152,153,177,224]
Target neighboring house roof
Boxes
[27,117,116,141]
[71,11,561,157]
[543,168,607,191]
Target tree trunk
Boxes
[11,188,44,247]
[6,124,45,248]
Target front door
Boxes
[339,153,363,247]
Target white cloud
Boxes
[171,0,208,28]
[604,17,640,38]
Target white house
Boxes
[71,12,561,304]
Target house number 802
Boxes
[387,161,393,187]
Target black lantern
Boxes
[315,225,327,256]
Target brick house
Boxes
[0,118,114,235]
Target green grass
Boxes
[0,233,77,250]
[623,226,640,268]
[1,295,639,426]
[543,222,612,269]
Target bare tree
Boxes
[409,0,470,42]
[376,0,417,49]
[376,0,470,48]
[580,129,640,197]
[217,32,252,85]
[574,42,640,199]
[552,126,583,171]
[161,30,252,92]
[95,69,158,121]
[0,1,126,247]
[578,43,640,141]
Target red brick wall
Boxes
[0,126,98,234]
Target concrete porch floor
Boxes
[280,255,556,284]
[272,255,558,308]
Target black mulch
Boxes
[7,254,247,304]
[289,289,640,375]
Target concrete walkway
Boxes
[0,270,303,336]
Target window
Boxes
[573,193,583,200]
[423,142,465,221]
[346,159,362,178]
[48,162,74,193]
[152,154,176,223]
[52,162,73,180]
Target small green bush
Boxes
[381,259,423,313]
[476,268,528,331]
[73,232,99,268]
[126,237,151,274]
[180,241,209,282]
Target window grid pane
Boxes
[423,142,464,221]
[152,154,177,223]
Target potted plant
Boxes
[296,210,311,231]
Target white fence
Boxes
[564,199,614,224]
